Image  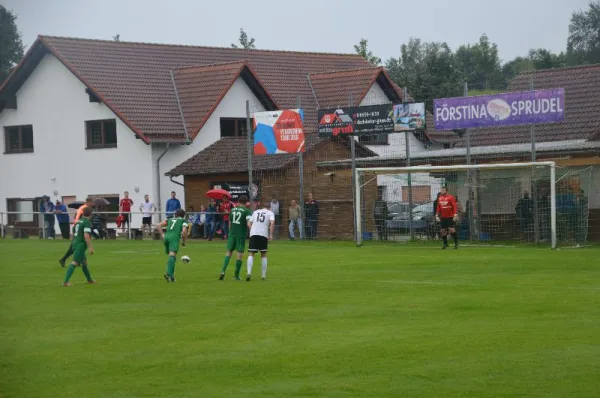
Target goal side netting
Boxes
[354,162,566,249]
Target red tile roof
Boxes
[166,135,377,176]
[1,36,379,143]
[458,64,600,147]
[172,61,277,141]
[308,67,402,108]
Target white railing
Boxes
[0,211,228,240]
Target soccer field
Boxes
[1,240,599,397]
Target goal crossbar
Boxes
[354,161,557,248]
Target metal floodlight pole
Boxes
[246,100,253,203]
[464,81,475,241]
[350,91,358,243]
[530,77,540,243]
[297,96,305,240]
[403,87,414,239]
[549,163,557,249]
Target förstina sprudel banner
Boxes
[433,88,565,130]
[253,109,305,155]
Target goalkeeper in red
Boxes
[157,208,188,282]
[435,186,459,249]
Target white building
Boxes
[2,36,424,235]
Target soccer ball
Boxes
[181,255,191,264]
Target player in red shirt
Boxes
[219,195,232,239]
[435,186,459,249]
[119,191,134,235]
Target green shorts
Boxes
[226,234,246,253]
[164,236,180,254]
[72,243,87,265]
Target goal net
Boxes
[353,161,577,249]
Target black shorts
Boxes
[248,235,269,252]
[440,217,456,229]
[121,213,131,225]
[142,217,152,226]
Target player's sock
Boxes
[442,235,448,246]
[167,256,176,277]
[221,256,230,273]
[63,264,75,283]
[247,255,253,275]
[234,260,242,277]
[452,233,458,246]
[81,265,93,282]
[261,258,267,279]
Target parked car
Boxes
[386,201,435,233]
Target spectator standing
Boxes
[270,194,281,239]
[219,195,233,239]
[206,199,217,241]
[165,191,181,219]
[54,200,70,239]
[288,199,303,240]
[139,194,157,236]
[40,195,55,239]
[305,192,319,239]
[92,207,107,239]
[373,194,388,241]
[199,205,207,238]
[515,192,533,241]
[188,207,201,238]
[119,191,134,235]
[575,189,588,246]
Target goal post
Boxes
[354,161,557,249]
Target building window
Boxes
[220,118,252,138]
[86,119,117,149]
[4,125,34,154]
[358,134,389,145]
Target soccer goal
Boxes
[354,161,559,249]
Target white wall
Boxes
[0,54,153,230]
[154,77,266,213]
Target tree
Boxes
[0,5,24,82]
[231,28,255,49]
[455,34,504,90]
[527,48,565,70]
[386,38,462,111]
[113,34,120,42]
[567,0,600,65]
[354,38,381,65]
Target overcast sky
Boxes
[4,0,591,64]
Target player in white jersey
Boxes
[246,203,275,281]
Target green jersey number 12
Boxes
[232,211,242,224]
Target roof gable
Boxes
[172,61,277,141]
[3,35,374,143]
[308,67,402,108]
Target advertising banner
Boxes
[317,103,426,137]
[433,88,565,130]
[211,182,259,201]
[253,109,305,155]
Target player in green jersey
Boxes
[62,207,96,286]
[157,208,188,282]
[219,195,252,280]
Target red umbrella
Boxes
[206,188,231,200]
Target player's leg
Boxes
[260,251,268,280]
[234,237,245,280]
[63,261,78,286]
[246,253,254,281]
[59,241,74,267]
[440,221,449,248]
[449,226,458,248]
[220,237,235,279]
[81,259,95,284]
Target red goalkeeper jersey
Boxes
[436,194,457,218]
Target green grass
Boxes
[1,239,599,397]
